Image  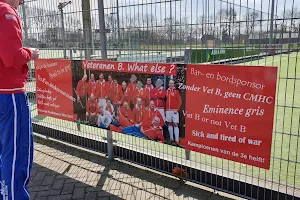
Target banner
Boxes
[35,59,277,169]
[35,59,77,121]
[73,60,186,146]
[184,64,277,169]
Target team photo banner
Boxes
[34,59,277,170]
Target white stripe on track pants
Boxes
[0,93,33,200]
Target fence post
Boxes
[98,0,108,60]
[269,0,275,45]
[82,0,93,59]
[98,0,113,160]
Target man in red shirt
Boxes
[142,101,165,143]
[131,97,145,126]
[75,74,88,121]
[144,77,154,107]
[127,74,137,108]
[151,78,166,122]
[166,79,182,145]
[106,74,113,99]
[86,93,98,125]
[87,73,97,97]
[0,0,39,199]
[96,73,107,109]
[110,79,122,113]
[133,81,146,106]
[120,81,130,105]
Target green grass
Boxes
[30,52,300,190]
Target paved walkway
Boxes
[29,136,238,200]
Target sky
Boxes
[22,0,296,33]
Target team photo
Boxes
[72,64,186,147]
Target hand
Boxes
[77,96,80,103]
[29,48,40,60]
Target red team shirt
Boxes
[150,87,166,109]
[110,84,122,104]
[76,79,88,98]
[128,82,137,104]
[106,81,114,99]
[132,105,145,124]
[96,80,107,98]
[143,108,164,128]
[166,88,182,111]
[88,80,97,97]
[144,84,154,106]
[134,88,146,106]
[121,88,130,103]
[86,98,98,114]
[120,106,132,120]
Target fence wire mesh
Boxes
[20,0,300,199]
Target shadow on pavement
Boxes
[30,136,231,200]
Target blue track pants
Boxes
[0,93,33,200]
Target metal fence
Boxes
[20,0,300,199]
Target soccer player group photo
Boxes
[72,65,186,147]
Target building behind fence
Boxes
[20,0,300,199]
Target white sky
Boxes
[21,0,295,32]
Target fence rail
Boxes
[20,0,300,199]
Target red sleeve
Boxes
[95,84,99,98]
[87,82,92,96]
[157,111,164,127]
[150,88,158,100]
[0,8,32,68]
[176,91,182,110]
[117,86,122,102]
[76,80,82,96]
[128,110,133,121]
[158,89,166,100]
[86,100,90,113]
[131,107,136,123]
[141,110,151,128]
[106,83,111,98]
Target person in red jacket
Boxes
[86,93,98,125]
[128,74,137,107]
[142,101,165,143]
[87,73,97,97]
[144,77,154,107]
[120,81,130,105]
[151,78,166,122]
[96,73,107,109]
[166,79,182,144]
[75,74,88,121]
[133,81,146,106]
[131,98,145,125]
[106,74,113,99]
[0,1,40,199]
[110,79,122,112]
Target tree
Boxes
[217,8,237,43]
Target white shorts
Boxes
[157,108,165,122]
[98,98,107,109]
[166,110,179,124]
